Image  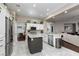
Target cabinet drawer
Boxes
[0,45,5,50]
[0,43,5,47]
[0,46,5,56]
[0,39,5,50]
[0,38,5,42]
[0,49,5,56]
[0,53,5,56]
[0,34,5,39]
[0,38,5,46]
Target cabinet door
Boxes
[0,46,5,56]
[0,37,5,56]
[0,14,5,34]
[44,34,48,43]
[0,22,5,34]
[37,24,44,30]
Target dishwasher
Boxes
[48,35,53,46]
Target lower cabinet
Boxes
[28,36,43,54]
[0,37,5,56]
[0,46,5,56]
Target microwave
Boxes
[31,27,36,30]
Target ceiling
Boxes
[6,3,67,19]
[48,4,79,22]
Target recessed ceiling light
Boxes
[64,10,68,13]
[33,4,36,7]
[17,9,21,12]
[47,8,50,11]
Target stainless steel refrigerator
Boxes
[5,17,13,56]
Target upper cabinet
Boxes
[36,24,44,30]
[27,23,44,30]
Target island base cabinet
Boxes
[28,36,43,54]
[29,47,42,54]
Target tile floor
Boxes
[11,41,79,56]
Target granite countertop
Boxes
[28,33,44,38]
[48,33,62,38]
[27,32,63,38]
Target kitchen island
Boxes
[27,34,43,54]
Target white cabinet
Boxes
[0,47,5,56]
[43,34,48,43]
[27,23,44,30]
[0,46,5,56]
[0,21,5,34]
[0,9,5,56]
[0,9,5,34]
[27,23,36,30]
[0,4,10,56]
[36,24,44,30]
[0,37,5,56]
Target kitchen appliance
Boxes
[55,38,62,48]
[31,27,36,30]
[5,17,13,56]
[48,35,53,46]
